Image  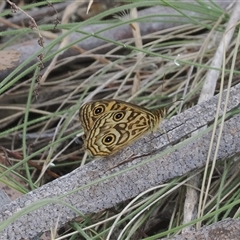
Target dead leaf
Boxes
[0,49,21,71]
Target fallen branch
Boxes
[162,218,240,240]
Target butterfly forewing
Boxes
[79,99,155,130]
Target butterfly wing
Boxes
[79,99,158,131]
[84,108,158,156]
[79,99,165,156]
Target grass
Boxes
[0,0,240,239]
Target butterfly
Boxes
[79,99,165,156]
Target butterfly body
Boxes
[79,99,165,156]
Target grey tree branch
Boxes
[161,218,240,240]
[0,82,239,239]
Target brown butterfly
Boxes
[79,99,165,156]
